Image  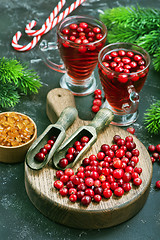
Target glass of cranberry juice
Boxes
[57,15,107,96]
[98,42,150,126]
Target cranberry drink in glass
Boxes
[98,42,150,126]
[40,15,107,96]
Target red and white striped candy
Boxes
[11,0,86,51]
[11,31,41,51]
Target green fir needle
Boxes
[0,57,42,108]
[144,100,160,135]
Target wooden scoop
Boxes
[45,88,113,170]
[53,108,113,169]
[26,106,78,170]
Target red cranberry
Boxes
[69,194,77,202]
[77,191,85,199]
[66,180,75,189]
[94,89,102,95]
[40,148,48,155]
[59,158,68,168]
[56,170,64,179]
[122,183,131,192]
[152,152,159,159]
[133,177,142,186]
[103,189,113,198]
[116,149,125,158]
[123,172,132,182]
[113,169,124,179]
[118,50,126,56]
[93,99,102,107]
[126,127,135,135]
[156,144,160,153]
[134,167,142,174]
[44,143,52,152]
[113,158,122,168]
[110,182,118,191]
[79,22,88,29]
[118,73,128,83]
[34,152,45,162]
[85,177,94,187]
[94,194,102,202]
[64,168,74,177]
[111,144,118,152]
[54,180,63,189]
[92,105,99,113]
[114,187,124,197]
[117,139,126,147]
[59,187,68,196]
[125,136,133,142]
[155,180,160,189]
[111,51,118,57]
[60,175,69,184]
[81,195,91,205]
[101,144,110,152]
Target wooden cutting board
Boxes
[25,88,152,229]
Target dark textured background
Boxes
[0,0,160,239]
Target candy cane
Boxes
[11,0,86,51]
[25,0,66,36]
[11,31,41,51]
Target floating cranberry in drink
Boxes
[98,43,150,126]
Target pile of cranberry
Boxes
[61,21,103,49]
[58,136,90,168]
[54,134,143,206]
[102,50,146,83]
[34,135,57,162]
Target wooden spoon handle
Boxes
[88,108,114,133]
[46,88,77,123]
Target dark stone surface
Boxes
[0,0,160,239]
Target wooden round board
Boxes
[25,88,152,229]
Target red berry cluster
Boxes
[148,144,160,189]
[54,134,142,206]
[91,89,103,113]
[62,22,103,50]
[58,136,90,169]
[34,136,57,162]
[101,50,147,83]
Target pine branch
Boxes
[0,57,42,108]
[153,46,160,71]
[0,57,23,85]
[0,84,20,108]
[144,100,160,135]
[18,67,42,94]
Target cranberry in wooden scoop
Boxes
[26,107,78,170]
[52,108,114,170]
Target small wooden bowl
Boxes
[0,112,37,163]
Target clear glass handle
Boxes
[39,40,66,73]
[122,85,139,114]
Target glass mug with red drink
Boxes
[98,42,150,126]
[39,15,107,96]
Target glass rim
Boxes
[98,42,151,75]
[57,15,107,47]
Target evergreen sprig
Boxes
[144,101,160,135]
[100,6,160,71]
[0,57,42,108]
